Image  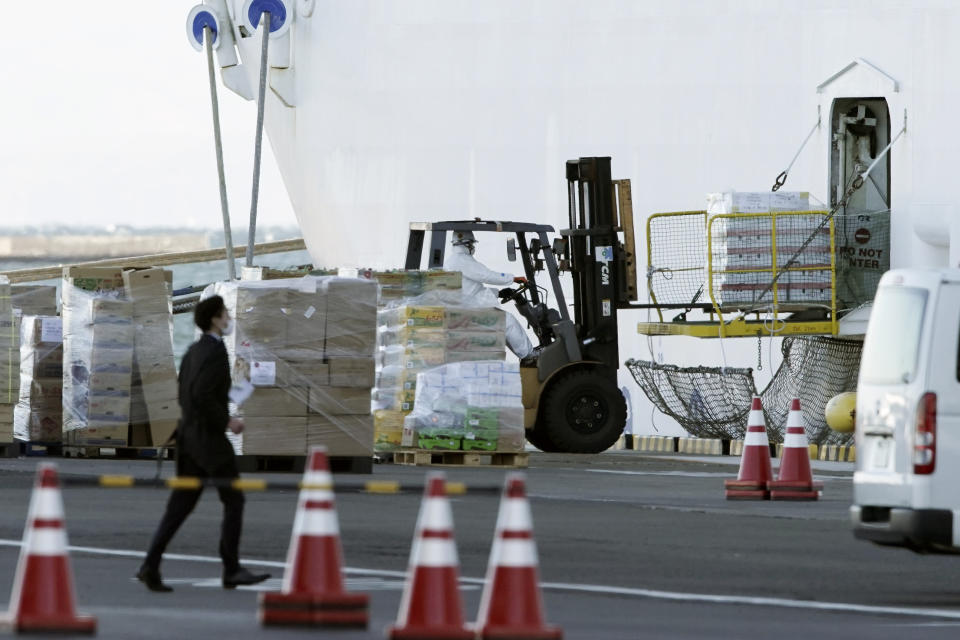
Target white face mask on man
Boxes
[220,319,234,336]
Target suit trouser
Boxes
[144,449,244,573]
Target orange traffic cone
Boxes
[768,399,822,500]
[475,474,562,640]
[724,396,773,499]
[389,473,473,640]
[0,464,96,634]
[259,447,369,627]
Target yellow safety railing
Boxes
[705,210,836,336]
[645,210,708,323]
[641,209,838,338]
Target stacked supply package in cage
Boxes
[0,278,19,443]
[124,268,180,447]
[707,191,832,307]
[374,301,506,452]
[401,361,524,452]
[62,267,133,446]
[212,276,378,457]
[14,316,63,442]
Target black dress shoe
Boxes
[222,567,271,589]
[136,565,173,592]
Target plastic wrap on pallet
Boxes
[123,268,179,447]
[0,277,18,442]
[11,285,57,316]
[61,268,133,446]
[371,292,507,451]
[401,361,524,453]
[14,315,63,442]
[205,275,379,457]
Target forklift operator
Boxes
[445,231,534,358]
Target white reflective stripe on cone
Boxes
[298,488,335,502]
[743,431,769,446]
[747,409,765,427]
[786,411,805,429]
[293,508,340,536]
[301,471,333,487]
[494,538,538,567]
[30,488,65,520]
[497,499,533,532]
[418,498,454,531]
[415,538,459,567]
[26,528,68,556]
[784,433,808,448]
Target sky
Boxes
[0,2,297,230]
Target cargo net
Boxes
[646,212,707,307]
[627,336,861,444]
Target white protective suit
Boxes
[445,243,534,358]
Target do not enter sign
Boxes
[854,228,871,244]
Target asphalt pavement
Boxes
[0,451,959,639]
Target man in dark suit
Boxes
[137,295,270,592]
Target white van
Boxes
[851,268,960,553]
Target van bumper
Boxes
[850,505,954,551]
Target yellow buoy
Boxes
[825,392,857,433]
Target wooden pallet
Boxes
[18,441,64,457]
[0,441,20,458]
[62,446,174,460]
[394,449,529,468]
[235,454,373,475]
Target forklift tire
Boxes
[524,426,560,453]
[539,369,626,454]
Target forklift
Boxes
[404,156,639,453]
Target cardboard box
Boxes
[123,268,172,316]
[87,394,131,420]
[308,387,371,416]
[306,415,373,456]
[64,267,125,293]
[91,322,135,347]
[12,285,58,316]
[87,372,132,393]
[284,290,326,346]
[242,417,306,455]
[149,418,179,447]
[90,348,134,373]
[374,410,407,450]
[279,361,329,388]
[445,308,506,332]
[325,278,378,357]
[91,298,133,322]
[242,387,308,417]
[66,422,128,446]
[328,357,376,388]
[445,331,506,352]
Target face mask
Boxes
[221,319,234,336]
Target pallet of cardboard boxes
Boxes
[210,276,379,463]
[61,266,180,451]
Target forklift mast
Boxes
[563,157,630,370]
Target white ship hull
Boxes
[200,0,960,433]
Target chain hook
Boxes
[771,171,787,193]
[756,334,763,371]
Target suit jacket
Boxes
[177,334,236,474]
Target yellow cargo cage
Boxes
[638,210,837,338]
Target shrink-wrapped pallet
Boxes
[207,276,378,457]
[401,361,524,453]
[14,315,63,442]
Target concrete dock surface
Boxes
[0,451,956,639]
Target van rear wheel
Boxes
[539,369,626,454]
